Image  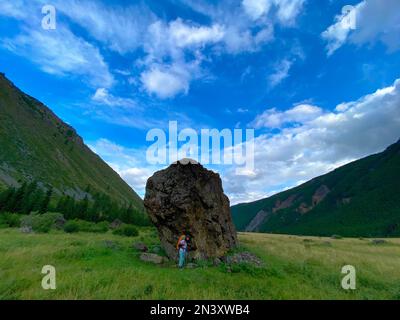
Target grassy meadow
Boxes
[1,227,400,300]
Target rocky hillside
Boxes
[231,139,400,237]
[0,73,143,209]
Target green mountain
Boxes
[231,139,400,237]
[0,73,143,210]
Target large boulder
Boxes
[144,160,238,260]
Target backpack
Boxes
[176,235,185,250]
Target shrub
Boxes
[21,212,65,233]
[113,224,139,237]
[64,221,80,233]
[63,220,109,234]
[89,221,109,233]
[0,212,21,228]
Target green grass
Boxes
[1,228,400,300]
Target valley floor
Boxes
[1,228,399,300]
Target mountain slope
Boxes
[231,139,400,237]
[0,73,142,209]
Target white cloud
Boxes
[92,88,137,108]
[88,139,160,197]
[53,0,155,54]
[0,0,305,99]
[251,104,323,128]
[242,0,272,20]
[226,78,400,204]
[322,0,400,55]
[242,0,305,25]
[140,66,190,99]
[137,18,224,98]
[2,25,114,88]
[275,0,306,25]
[168,19,225,48]
[268,58,293,87]
[267,42,304,88]
[0,0,27,19]
[322,3,362,55]
[89,79,400,205]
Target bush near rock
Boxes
[21,212,65,233]
[64,221,80,233]
[144,160,238,260]
[0,213,21,228]
[63,220,109,233]
[113,225,139,237]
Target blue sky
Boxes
[1,0,400,204]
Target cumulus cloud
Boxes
[322,0,400,55]
[242,0,305,25]
[0,0,307,99]
[140,65,191,99]
[251,104,322,128]
[226,78,400,204]
[138,19,221,98]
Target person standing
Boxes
[177,235,190,268]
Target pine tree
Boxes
[39,187,53,213]
[7,182,27,212]
[76,196,89,220]
[21,181,39,214]
[0,187,16,212]
[64,196,76,220]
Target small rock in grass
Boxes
[371,239,387,245]
[226,252,263,267]
[110,219,123,229]
[140,253,166,264]
[133,242,148,252]
[213,257,222,266]
[20,226,33,234]
[186,263,198,269]
[104,240,119,249]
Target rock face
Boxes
[144,160,238,260]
